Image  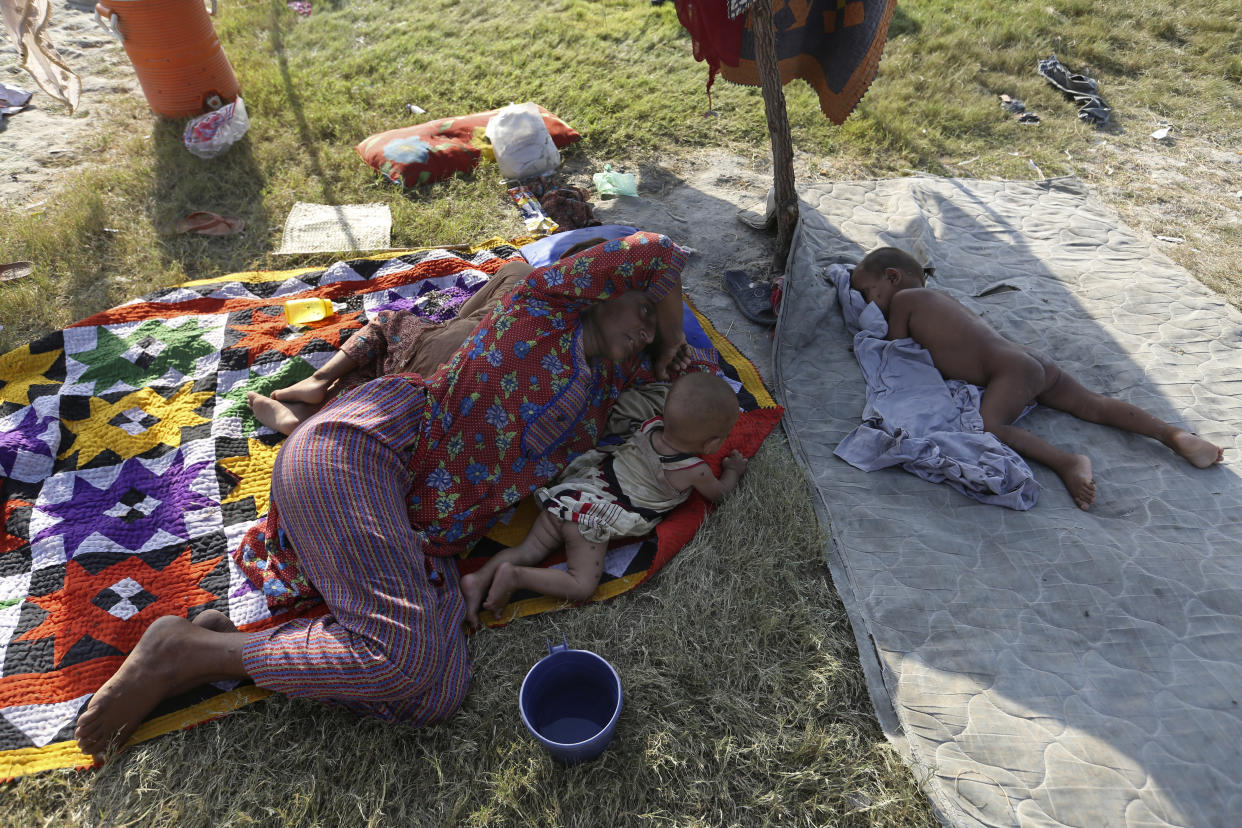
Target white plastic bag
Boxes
[184,96,250,159]
[485,102,560,181]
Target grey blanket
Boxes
[774,177,1241,827]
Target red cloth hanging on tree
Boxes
[674,0,748,97]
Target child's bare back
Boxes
[851,247,1224,510]
[885,287,1052,392]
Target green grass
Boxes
[2,0,1239,349]
[2,0,1240,823]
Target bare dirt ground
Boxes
[1,1,140,208]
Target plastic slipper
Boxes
[1037,56,1099,97]
[176,211,246,236]
[1037,54,1111,126]
[0,261,33,282]
[724,269,777,326]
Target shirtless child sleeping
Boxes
[849,247,1224,510]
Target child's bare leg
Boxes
[462,510,563,629]
[982,364,1096,510]
[483,522,606,613]
[248,350,363,435]
[1035,365,1224,468]
[270,350,359,406]
[246,392,320,435]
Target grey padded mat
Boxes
[773,177,1241,827]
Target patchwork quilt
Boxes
[0,241,780,780]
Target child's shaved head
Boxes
[662,372,739,449]
[857,247,926,283]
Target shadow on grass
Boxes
[149,117,268,278]
[145,0,361,280]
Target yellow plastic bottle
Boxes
[284,297,334,325]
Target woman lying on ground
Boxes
[74,232,704,759]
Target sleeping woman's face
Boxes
[584,291,657,362]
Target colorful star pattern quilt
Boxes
[0,241,781,780]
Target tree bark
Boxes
[750,0,797,272]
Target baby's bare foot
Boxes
[1170,430,1224,468]
[74,616,198,760]
[270,376,329,406]
[247,391,303,435]
[460,572,489,632]
[482,562,519,615]
[1057,453,1095,510]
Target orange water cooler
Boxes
[94,0,240,118]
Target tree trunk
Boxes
[750,0,797,272]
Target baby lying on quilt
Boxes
[461,371,747,629]
[849,247,1224,509]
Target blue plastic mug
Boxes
[519,639,622,763]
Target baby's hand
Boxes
[722,450,748,475]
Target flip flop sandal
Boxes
[176,211,246,236]
[1037,55,1111,125]
[0,261,33,282]
[1037,55,1099,96]
[998,94,1026,113]
[724,269,777,327]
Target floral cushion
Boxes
[355,105,581,187]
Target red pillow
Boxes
[355,105,581,187]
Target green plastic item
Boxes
[592,164,638,197]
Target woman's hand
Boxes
[653,276,687,380]
[653,337,691,380]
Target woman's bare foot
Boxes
[1056,453,1096,510]
[192,608,237,633]
[270,375,330,405]
[74,616,247,760]
[247,391,312,435]
[460,571,491,632]
[482,562,520,615]
[1169,430,1225,468]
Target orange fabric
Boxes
[355,106,581,188]
[716,0,897,125]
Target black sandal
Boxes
[1038,54,1111,126]
[724,269,777,327]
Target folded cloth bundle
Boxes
[539,185,600,231]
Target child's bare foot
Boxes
[247,391,306,435]
[460,571,490,631]
[192,608,237,633]
[270,375,329,406]
[1169,430,1224,468]
[482,562,520,615]
[74,616,215,760]
[1056,453,1095,510]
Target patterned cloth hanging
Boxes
[676,0,898,125]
